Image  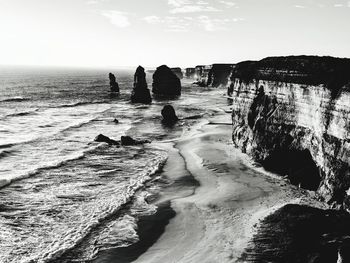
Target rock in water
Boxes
[121,136,150,146]
[152,65,181,97]
[161,105,178,125]
[131,66,152,104]
[94,134,120,145]
[109,73,120,92]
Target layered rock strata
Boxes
[230,56,350,208]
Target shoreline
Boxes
[93,111,326,262]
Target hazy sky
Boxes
[0,0,349,68]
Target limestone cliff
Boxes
[207,64,234,87]
[230,56,350,208]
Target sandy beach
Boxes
[94,109,326,263]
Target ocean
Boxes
[0,66,227,262]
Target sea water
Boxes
[0,66,226,262]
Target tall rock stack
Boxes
[170,67,184,79]
[152,65,181,97]
[109,73,119,92]
[131,66,152,104]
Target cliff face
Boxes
[230,56,350,208]
[207,64,234,87]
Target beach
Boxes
[94,107,326,263]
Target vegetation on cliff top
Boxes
[232,55,350,97]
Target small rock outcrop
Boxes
[152,65,181,97]
[131,66,152,104]
[94,134,150,146]
[109,73,120,92]
[171,67,183,79]
[161,105,178,125]
[121,136,150,146]
[95,134,119,145]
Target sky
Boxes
[0,0,349,68]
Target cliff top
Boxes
[232,55,350,96]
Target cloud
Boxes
[294,5,306,8]
[348,1,350,7]
[219,1,236,7]
[197,16,243,31]
[86,0,99,4]
[170,5,220,13]
[334,3,343,7]
[168,0,221,13]
[168,0,191,7]
[102,11,130,28]
[143,16,162,24]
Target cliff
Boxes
[207,63,234,87]
[230,56,350,208]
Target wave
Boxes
[54,100,110,108]
[0,97,30,103]
[0,144,104,189]
[24,151,168,263]
[0,116,100,149]
[2,109,39,119]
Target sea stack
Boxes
[109,73,119,92]
[131,66,152,104]
[161,105,178,125]
[171,67,184,79]
[152,65,181,97]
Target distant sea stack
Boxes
[152,65,181,97]
[207,64,235,87]
[230,55,350,208]
[131,66,152,104]
[194,65,211,86]
[185,68,196,78]
[170,67,183,79]
[109,73,119,92]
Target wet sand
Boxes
[94,113,325,263]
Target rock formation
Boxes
[161,105,178,125]
[230,56,350,208]
[185,68,196,78]
[207,64,234,87]
[194,65,211,86]
[170,67,183,79]
[131,66,152,104]
[94,134,149,146]
[95,134,119,145]
[121,136,150,146]
[152,65,181,97]
[109,73,119,92]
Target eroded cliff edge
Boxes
[230,56,350,208]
